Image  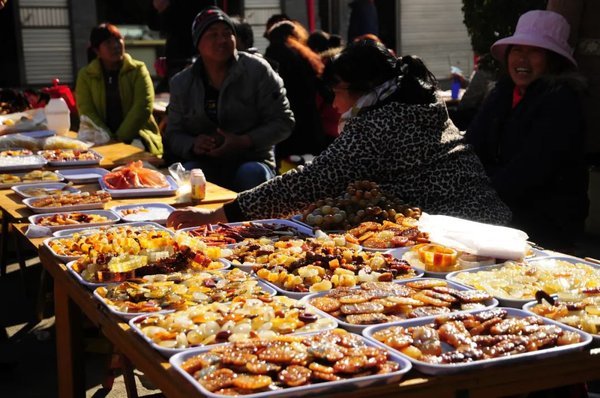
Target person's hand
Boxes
[167,207,227,229]
[193,134,218,155]
[205,129,251,158]
[152,0,170,13]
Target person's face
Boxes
[197,22,235,64]
[507,45,548,91]
[96,36,124,65]
[332,81,361,114]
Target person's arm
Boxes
[75,69,111,133]
[242,60,294,149]
[167,206,227,229]
[164,75,198,160]
[235,115,391,220]
[115,63,154,143]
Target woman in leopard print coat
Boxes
[168,40,511,228]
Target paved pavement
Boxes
[0,253,162,398]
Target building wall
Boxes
[18,0,72,85]
[244,0,281,53]
[399,0,473,79]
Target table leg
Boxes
[35,268,49,322]
[0,209,9,276]
[54,280,85,398]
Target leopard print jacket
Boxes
[237,97,511,225]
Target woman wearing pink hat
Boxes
[466,10,588,253]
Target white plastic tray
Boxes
[390,247,546,279]
[397,248,495,278]
[0,155,47,171]
[522,300,600,342]
[29,209,120,232]
[110,203,176,225]
[44,239,82,263]
[12,182,80,198]
[98,175,178,198]
[52,221,169,237]
[363,307,592,375]
[302,278,499,333]
[93,276,277,319]
[68,258,230,290]
[129,301,337,357]
[446,256,600,308]
[0,148,34,157]
[23,195,106,214]
[0,171,64,189]
[390,245,547,279]
[56,167,110,184]
[256,268,425,300]
[218,218,315,238]
[169,331,412,398]
[45,222,172,263]
[38,149,103,166]
[181,218,315,248]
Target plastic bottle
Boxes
[45,95,70,136]
[451,77,461,100]
[190,168,206,204]
[450,66,463,100]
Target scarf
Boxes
[337,77,399,134]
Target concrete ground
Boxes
[0,253,162,398]
[1,235,599,397]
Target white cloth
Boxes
[417,213,529,260]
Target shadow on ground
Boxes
[0,250,161,397]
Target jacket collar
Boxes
[86,53,135,78]
[191,50,243,82]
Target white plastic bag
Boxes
[168,162,191,186]
[417,213,529,260]
[77,115,111,145]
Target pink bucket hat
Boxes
[490,10,577,67]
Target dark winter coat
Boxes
[232,95,511,225]
[466,75,589,248]
[265,41,324,158]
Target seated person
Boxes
[168,40,511,229]
[76,23,163,156]
[466,10,588,252]
[164,7,294,192]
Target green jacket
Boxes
[76,53,163,156]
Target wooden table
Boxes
[0,180,236,222]
[0,140,237,276]
[7,220,597,398]
[94,141,164,169]
[18,232,600,397]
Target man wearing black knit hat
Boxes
[164,6,294,192]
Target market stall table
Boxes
[93,141,164,169]
[0,139,237,276]
[9,222,600,398]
